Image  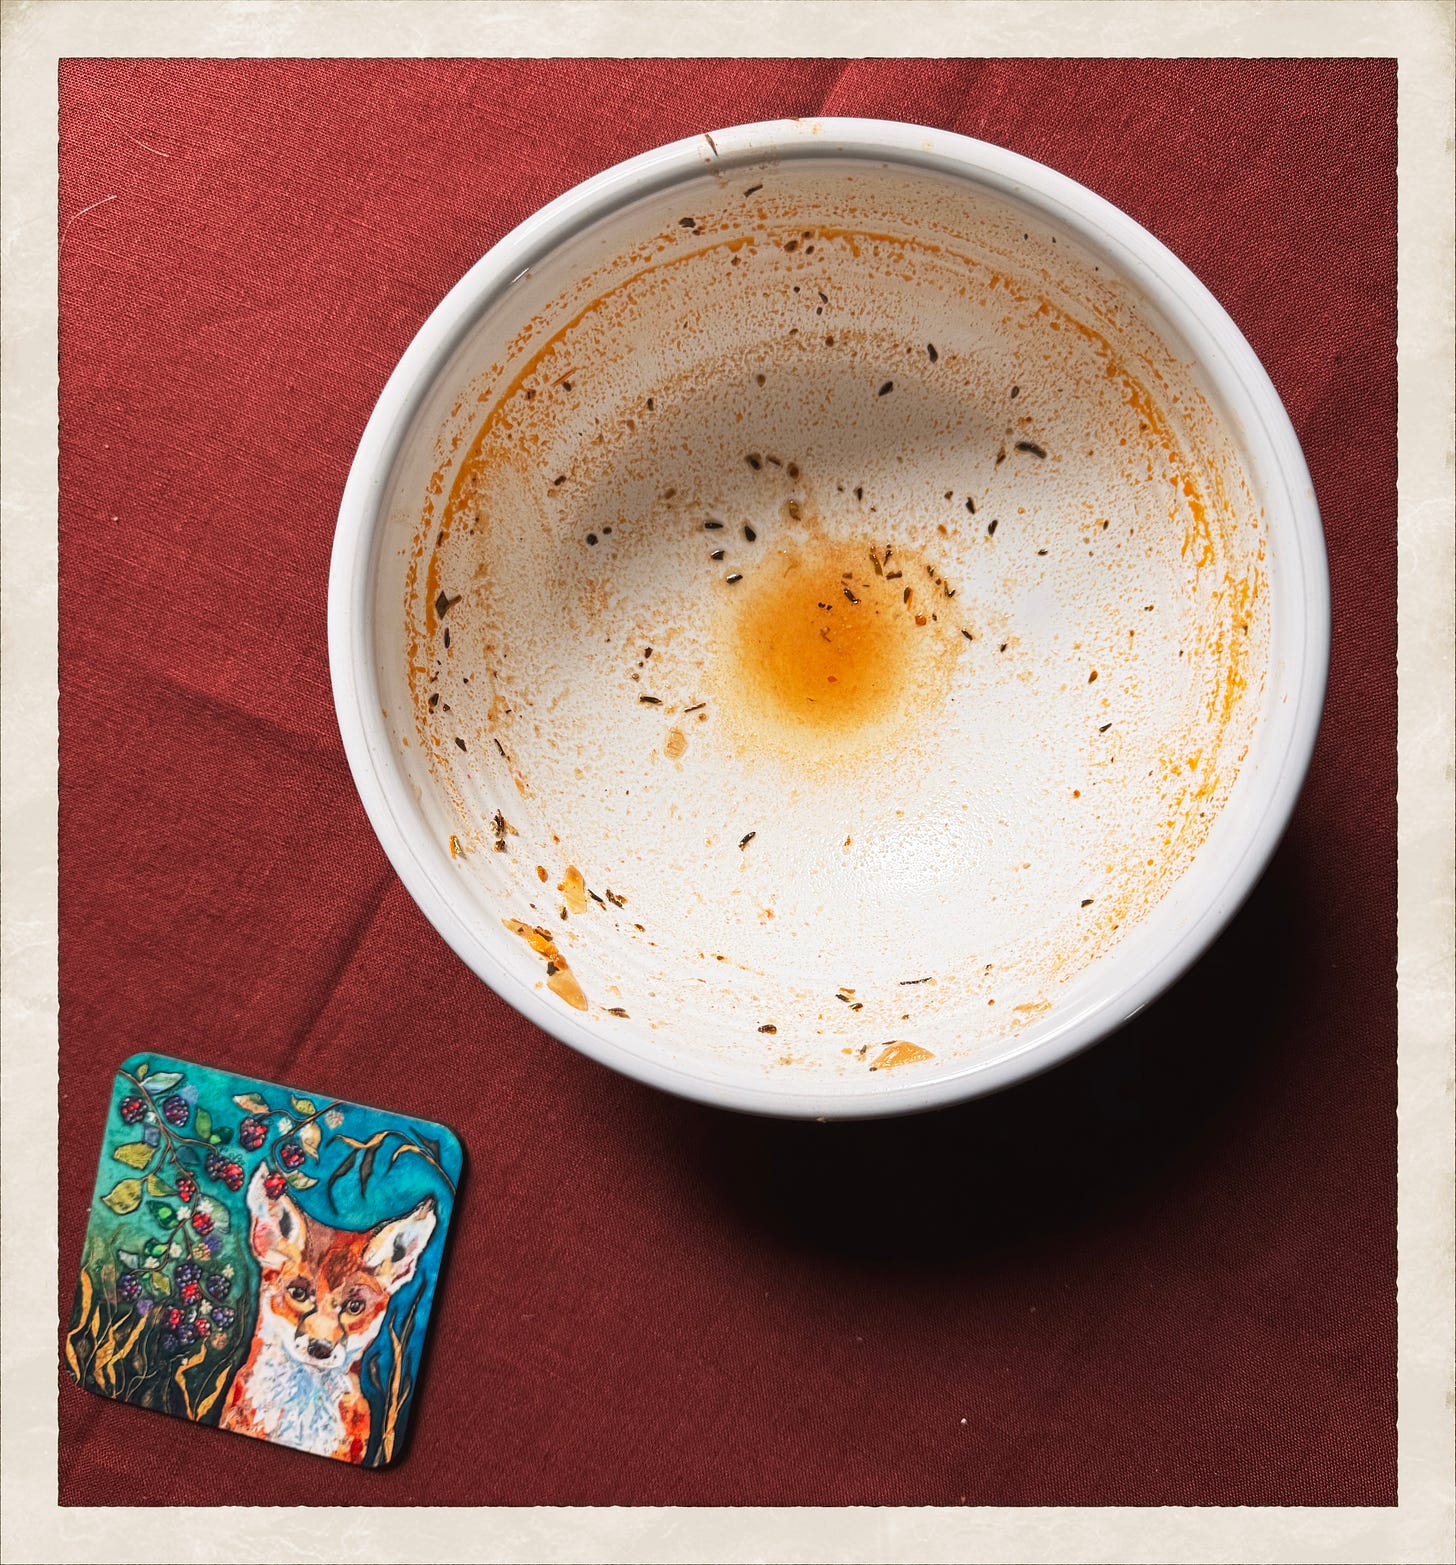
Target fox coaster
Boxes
[65,1053,462,1466]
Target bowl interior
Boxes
[339,132,1317,1114]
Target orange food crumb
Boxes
[869,1041,935,1071]
[558,865,588,915]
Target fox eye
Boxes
[342,1298,366,1316]
[286,1281,311,1303]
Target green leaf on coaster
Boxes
[101,1179,143,1216]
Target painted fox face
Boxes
[244,1164,436,1373]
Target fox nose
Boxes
[306,1339,333,1361]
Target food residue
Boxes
[503,918,588,1010]
[869,1041,935,1071]
[558,865,588,915]
[720,531,963,746]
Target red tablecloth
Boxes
[59,59,1396,1507]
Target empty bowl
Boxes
[329,118,1328,1118]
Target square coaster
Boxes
[65,1052,462,1466]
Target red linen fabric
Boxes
[58,58,1396,1507]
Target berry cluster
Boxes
[204,1150,245,1190]
[238,1117,267,1151]
[132,1255,238,1355]
[277,1139,305,1171]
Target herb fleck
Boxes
[1015,440,1047,459]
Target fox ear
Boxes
[362,1197,437,1295]
[245,1163,307,1267]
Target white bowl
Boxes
[329,118,1328,1119]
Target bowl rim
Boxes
[328,116,1330,1120]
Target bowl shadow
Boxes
[652,842,1307,1275]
